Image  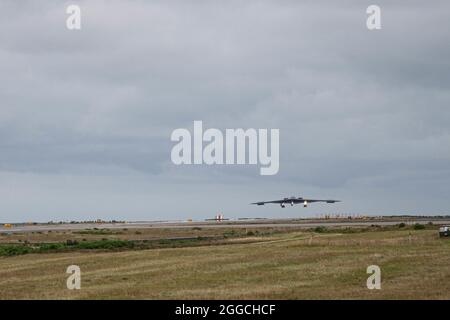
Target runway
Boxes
[2,217,450,233]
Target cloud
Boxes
[0,0,449,221]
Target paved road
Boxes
[1,218,449,234]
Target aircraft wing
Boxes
[251,199,287,205]
[251,197,340,207]
[302,199,341,203]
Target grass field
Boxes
[0,225,449,299]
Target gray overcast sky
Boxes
[1,0,450,222]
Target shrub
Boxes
[314,226,327,233]
[0,239,137,256]
[75,239,134,250]
[398,223,406,228]
[223,230,237,238]
[38,243,65,252]
[413,223,425,230]
[0,245,33,256]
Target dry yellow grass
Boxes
[0,228,449,299]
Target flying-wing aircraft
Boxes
[251,196,340,208]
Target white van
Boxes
[439,226,450,237]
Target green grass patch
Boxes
[0,245,33,256]
[73,229,123,235]
[0,237,217,257]
[0,240,136,256]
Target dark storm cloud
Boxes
[0,0,449,221]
